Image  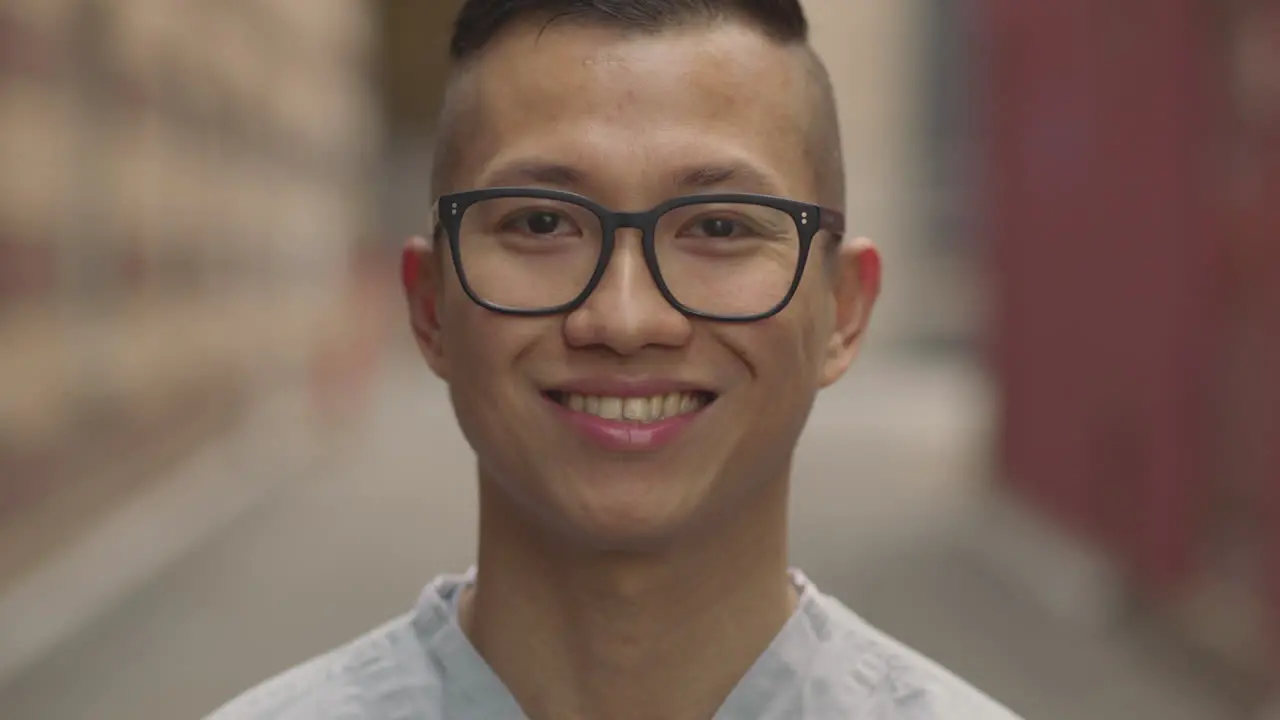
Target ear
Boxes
[820,237,881,388]
[403,235,449,380]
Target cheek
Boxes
[717,312,822,397]
[444,303,536,384]
[712,320,821,480]
[439,295,563,433]
[441,306,553,462]
[792,268,837,359]
[766,288,833,378]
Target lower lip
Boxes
[544,397,706,452]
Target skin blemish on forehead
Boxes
[452,23,817,204]
[580,53,630,68]
[435,17,845,209]
[489,22,798,110]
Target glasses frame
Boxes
[436,186,846,322]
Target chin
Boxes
[481,446,741,552]
[562,521,693,554]
[553,490,710,552]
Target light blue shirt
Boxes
[208,569,1022,719]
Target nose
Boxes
[562,230,691,354]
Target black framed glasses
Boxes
[435,187,845,322]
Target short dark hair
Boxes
[449,0,810,62]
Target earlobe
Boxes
[821,237,880,387]
[403,236,449,380]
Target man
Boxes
[211,1,1021,718]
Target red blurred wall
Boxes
[980,0,1279,654]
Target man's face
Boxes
[408,20,878,548]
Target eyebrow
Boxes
[677,162,783,195]
[482,160,586,189]
[478,159,786,196]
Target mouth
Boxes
[542,390,717,424]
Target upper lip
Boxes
[542,377,717,398]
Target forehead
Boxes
[450,21,816,201]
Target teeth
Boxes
[598,397,623,420]
[662,393,680,417]
[622,397,647,420]
[557,391,709,423]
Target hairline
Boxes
[430,15,845,226]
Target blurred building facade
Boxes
[805,0,982,355]
[0,0,378,590]
[980,0,1280,699]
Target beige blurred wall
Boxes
[0,0,378,565]
[804,0,930,351]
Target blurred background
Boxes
[0,0,1275,718]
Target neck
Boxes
[462,473,796,720]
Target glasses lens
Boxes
[655,202,801,318]
[456,196,603,310]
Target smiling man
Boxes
[210,1,1020,718]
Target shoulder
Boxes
[801,587,1023,719]
[204,614,438,720]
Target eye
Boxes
[524,211,562,234]
[698,218,739,238]
[500,210,577,236]
[685,216,751,239]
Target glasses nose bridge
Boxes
[610,209,654,233]
[592,208,667,302]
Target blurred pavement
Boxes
[0,346,1241,719]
